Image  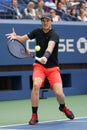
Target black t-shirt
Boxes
[27,28,59,68]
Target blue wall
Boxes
[0,20,87,100]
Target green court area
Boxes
[0,94,87,126]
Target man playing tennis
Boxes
[6,13,75,125]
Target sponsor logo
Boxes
[26,37,87,54]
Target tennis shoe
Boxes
[59,106,74,120]
[29,113,38,125]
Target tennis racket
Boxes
[7,39,41,62]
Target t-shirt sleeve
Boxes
[27,28,39,40]
[50,31,59,43]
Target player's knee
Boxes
[33,78,42,90]
[55,90,64,97]
[33,81,41,90]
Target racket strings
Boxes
[8,40,35,59]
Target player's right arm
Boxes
[6,28,29,43]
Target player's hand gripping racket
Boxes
[7,39,41,62]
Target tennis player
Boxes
[6,13,75,125]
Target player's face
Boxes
[41,18,53,32]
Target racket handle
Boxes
[35,56,41,62]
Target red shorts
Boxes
[32,63,62,89]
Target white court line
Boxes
[0,116,87,128]
[38,117,87,124]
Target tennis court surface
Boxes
[0,95,87,129]
[0,117,87,130]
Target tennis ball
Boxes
[35,45,41,51]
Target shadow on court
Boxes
[0,118,87,130]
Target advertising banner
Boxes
[0,20,87,65]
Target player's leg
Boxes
[47,67,75,120]
[53,83,65,104]
[29,77,42,125]
[29,63,45,125]
[52,83,74,119]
